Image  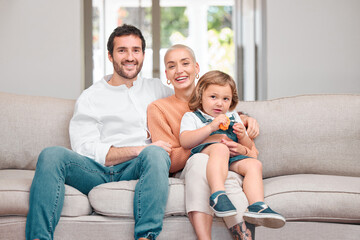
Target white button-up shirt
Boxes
[70,74,173,165]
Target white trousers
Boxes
[179,153,249,228]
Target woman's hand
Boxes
[241,116,259,139]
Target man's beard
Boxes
[113,60,143,80]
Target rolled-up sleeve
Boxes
[69,94,110,165]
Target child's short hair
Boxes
[189,70,239,111]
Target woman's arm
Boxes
[239,114,259,139]
[147,103,191,173]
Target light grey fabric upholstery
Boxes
[0,92,74,170]
[0,170,92,217]
[236,94,360,178]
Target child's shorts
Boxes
[191,142,251,167]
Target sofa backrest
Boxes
[236,94,360,178]
[0,92,75,170]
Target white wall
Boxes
[0,0,84,100]
[265,0,360,100]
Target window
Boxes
[91,0,264,100]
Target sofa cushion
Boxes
[88,178,185,217]
[264,174,360,223]
[237,94,360,178]
[0,169,92,217]
[0,92,75,170]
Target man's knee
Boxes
[139,145,171,170]
[37,146,69,169]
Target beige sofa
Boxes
[0,91,359,240]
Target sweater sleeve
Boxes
[147,102,191,173]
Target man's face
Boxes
[108,35,145,81]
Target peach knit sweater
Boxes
[147,95,191,173]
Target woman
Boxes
[147,44,259,240]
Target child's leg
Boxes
[201,143,230,194]
[229,158,264,204]
[230,158,286,228]
[201,143,237,217]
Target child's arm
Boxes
[233,122,254,149]
[180,113,229,149]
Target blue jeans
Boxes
[25,145,171,240]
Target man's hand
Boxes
[241,116,259,139]
[150,140,172,154]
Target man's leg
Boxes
[26,146,110,240]
[119,145,171,240]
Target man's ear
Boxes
[108,51,113,63]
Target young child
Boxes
[179,70,285,228]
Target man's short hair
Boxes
[107,24,146,57]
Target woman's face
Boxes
[164,48,199,91]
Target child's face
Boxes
[201,84,232,117]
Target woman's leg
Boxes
[188,211,213,240]
[223,171,256,240]
[180,153,214,240]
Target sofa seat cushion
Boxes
[264,174,360,223]
[88,177,185,217]
[0,169,92,217]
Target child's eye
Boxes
[211,95,216,99]
[224,97,230,101]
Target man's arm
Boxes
[105,141,172,167]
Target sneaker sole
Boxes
[243,213,286,229]
[211,207,237,218]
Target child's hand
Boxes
[233,123,247,140]
[209,114,229,132]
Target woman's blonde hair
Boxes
[188,70,239,111]
[164,44,196,64]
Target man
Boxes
[26,24,173,240]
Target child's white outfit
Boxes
[180,110,251,166]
